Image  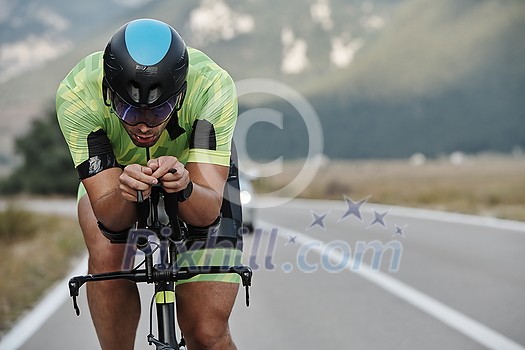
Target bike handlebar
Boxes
[69,264,252,316]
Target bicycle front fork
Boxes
[149,281,185,349]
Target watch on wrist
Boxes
[178,180,193,202]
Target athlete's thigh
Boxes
[175,281,239,330]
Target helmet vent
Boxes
[148,86,161,104]
[130,82,140,103]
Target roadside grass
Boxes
[253,155,525,221]
[0,205,84,336]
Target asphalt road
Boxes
[1,197,525,350]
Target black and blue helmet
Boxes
[103,18,188,109]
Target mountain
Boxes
[235,0,525,159]
[305,0,525,158]
[0,0,523,171]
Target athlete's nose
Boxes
[137,123,151,133]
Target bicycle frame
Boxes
[68,185,252,349]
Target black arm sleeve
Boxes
[76,130,120,179]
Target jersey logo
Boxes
[88,156,102,175]
[135,65,158,76]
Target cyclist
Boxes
[57,18,243,350]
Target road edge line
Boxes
[0,255,88,350]
[256,196,525,232]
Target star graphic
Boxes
[393,225,407,238]
[285,233,299,245]
[339,195,370,222]
[368,210,389,229]
[308,210,329,230]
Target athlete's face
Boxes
[121,118,170,148]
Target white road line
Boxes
[256,197,525,233]
[259,219,525,350]
[0,256,88,350]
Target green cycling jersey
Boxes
[56,47,238,179]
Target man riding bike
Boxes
[56,18,243,350]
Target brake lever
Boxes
[68,277,82,316]
[230,265,253,307]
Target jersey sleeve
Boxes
[56,52,119,179]
[185,62,238,167]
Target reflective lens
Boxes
[112,93,180,127]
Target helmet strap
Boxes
[175,82,187,111]
[102,79,112,107]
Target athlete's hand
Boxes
[147,156,190,194]
[119,164,158,201]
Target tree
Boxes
[0,108,78,195]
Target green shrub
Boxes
[0,107,78,196]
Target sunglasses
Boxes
[110,86,185,127]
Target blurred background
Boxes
[1,0,524,197]
[1,0,525,346]
[1,0,524,223]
